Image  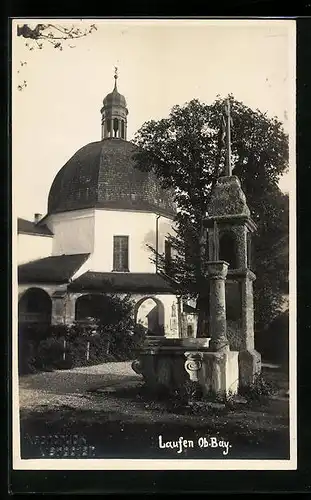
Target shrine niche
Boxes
[219,231,237,269]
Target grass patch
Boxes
[19,365,289,460]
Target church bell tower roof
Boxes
[100,68,128,140]
[102,68,128,109]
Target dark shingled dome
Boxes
[48,139,175,217]
[103,87,127,108]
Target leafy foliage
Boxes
[17,23,97,50]
[35,336,71,371]
[239,373,277,403]
[74,293,137,351]
[133,96,289,332]
[16,23,97,90]
[19,295,147,373]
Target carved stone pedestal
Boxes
[195,349,239,396]
[239,349,261,387]
[132,337,239,397]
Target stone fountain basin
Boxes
[142,336,211,353]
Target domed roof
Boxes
[48,139,176,217]
[103,87,127,108]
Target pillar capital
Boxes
[207,260,229,280]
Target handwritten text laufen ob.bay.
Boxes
[158,435,232,455]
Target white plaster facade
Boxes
[18,206,182,337]
[45,208,95,257]
[17,233,53,264]
[18,203,199,339]
[44,208,174,273]
[91,209,173,272]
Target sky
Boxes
[12,19,296,221]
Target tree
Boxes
[16,23,97,90]
[72,294,144,359]
[17,23,97,49]
[132,97,289,334]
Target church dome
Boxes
[48,71,175,218]
[47,139,176,217]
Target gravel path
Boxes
[19,361,142,410]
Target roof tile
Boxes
[18,218,53,236]
[68,271,175,293]
[18,253,90,283]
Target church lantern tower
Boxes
[100,67,128,140]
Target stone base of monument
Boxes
[238,349,262,387]
[132,337,239,397]
[194,349,239,396]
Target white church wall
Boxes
[90,209,174,273]
[46,209,95,256]
[17,234,53,264]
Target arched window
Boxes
[75,294,105,321]
[19,288,52,325]
[187,324,194,337]
[113,118,119,137]
[219,231,237,269]
[121,120,125,139]
[106,118,111,137]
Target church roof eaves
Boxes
[18,253,90,284]
[18,218,54,237]
[68,271,176,294]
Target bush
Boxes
[18,338,37,374]
[239,373,277,403]
[18,323,53,374]
[34,337,71,371]
[19,295,149,373]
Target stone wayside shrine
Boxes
[133,99,261,395]
[205,175,261,388]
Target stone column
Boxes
[208,223,219,261]
[239,271,261,386]
[51,289,66,325]
[64,293,76,325]
[234,225,248,269]
[51,292,76,326]
[207,261,229,351]
[241,272,255,350]
[51,297,65,325]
